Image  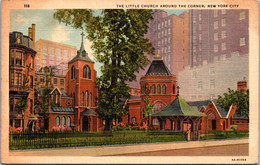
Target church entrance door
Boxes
[82,116,88,131]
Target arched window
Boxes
[61,116,66,126]
[81,92,84,106]
[71,66,75,79]
[157,84,161,94]
[152,85,156,94]
[85,91,89,106]
[83,65,91,79]
[55,116,60,126]
[89,92,92,107]
[152,118,159,125]
[162,84,166,94]
[131,117,136,123]
[67,117,71,126]
[152,101,166,114]
[173,84,175,94]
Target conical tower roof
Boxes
[152,96,206,117]
[68,32,93,64]
[145,54,171,76]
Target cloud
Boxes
[51,25,71,43]
[15,14,42,24]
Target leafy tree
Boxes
[16,64,31,130]
[34,66,55,130]
[141,83,154,125]
[217,88,249,118]
[54,9,154,132]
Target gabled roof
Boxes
[232,109,248,119]
[51,107,74,113]
[145,55,171,76]
[187,100,210,111]
[68,37,93,64]
[152,96,206,117]
[211,100,228,118]
[50,87,62,95]
[81,109,96,116]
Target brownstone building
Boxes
[9,24,37,130]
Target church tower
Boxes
[140,54,177,127]
[66,33,98,131]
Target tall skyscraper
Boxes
[129,10,190,88]
[189,9,249,67]
[35,39,77,75]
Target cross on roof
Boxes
[80,32,85,42]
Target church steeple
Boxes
[68,32,93,64]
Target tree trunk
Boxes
[103,118,112,134]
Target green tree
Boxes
[217,88,249,118]
[16,64,31,130]
[34,66,55,130]
[54,9,154,132]
[141,83,154,125]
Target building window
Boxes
[162,84,166,94]
[157,84,161,94]
[67,117,71,126]
[152,101,165,114]
[214,33,218,41]
[210,79,215,89]
[240,11,246,20]
[221,18,226,26]
[89,92,92,107]
[168,46,171,52]
[222,10,226,14]
[56,116,60,126]
[199,24,202,31]
[15,73,22,86]
[152,118,159,125]
[214,10,218,17]
[64,49,68,59]
[10,72,14,85]
[35,76,37,82]
[168,19,171,25]
[81,92,84,106]
[10,51,15,65]
[158,24,160,29]
[214,21,218,29]
[152,85,156,94]
[173,84,175,94]
[240,37,246,46]
[168,37,170,43]
[158,33,160,38]
[168,28,170,34]
[214,44,218,52]
[83,65,91,79]
[131,117,136,123]
[221,31,226,38]
[199,13,202,21]
[210,67,215,75]
[10,98,14,112]
[40,77,44,83]
[158,41,161,46]
[62,116,66,126]
[222,42,226,50]
[16,52,22,65]
[86,91,89,106]
[54,78,57,84]
[71,66,75,79]
[198,81,202,90]
[30,99,33,114]
[60,79,64,85]
[199,34,202,41]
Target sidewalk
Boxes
[9,138,248,156]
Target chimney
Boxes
[32,24,36,47]
[28,27,32,40]
[237,81,247,92]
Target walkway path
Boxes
[9,138,248,156]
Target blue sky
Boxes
[10,9,188,76]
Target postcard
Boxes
[1,0,259,164]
